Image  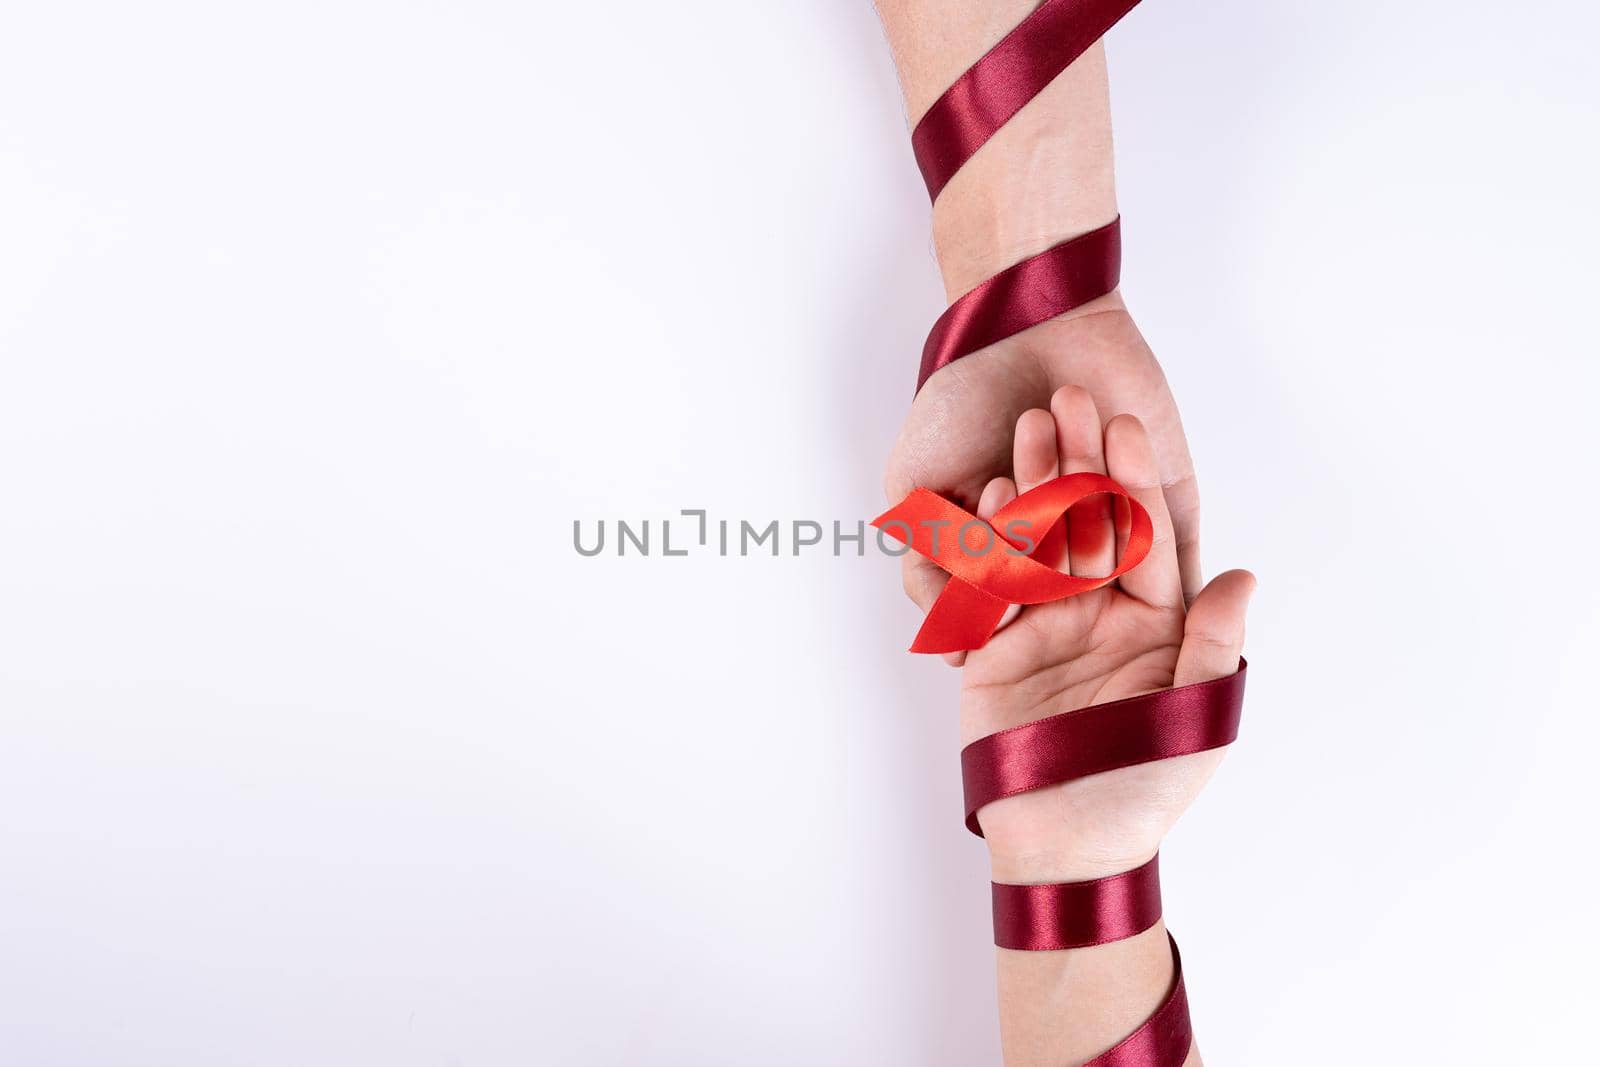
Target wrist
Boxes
[977,783,1171,886]
[989,842,1159,886]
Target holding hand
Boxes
[933,386,1252,1066]
[961,385,1254,886]
[887,303,1206,667]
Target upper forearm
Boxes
[875,2,1120,299]
[929,43,1118,301]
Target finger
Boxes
[1163,472,1202,606]
[1173,569,1256,687]
[1050,385,1115,579]
[1012,408,1060,496]
[973,476,1021,646]
[1012,407,1068,576]
[976,475,1018,521]
[900,554,948,613]
[1103,414,1183,610]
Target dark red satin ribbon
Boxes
[919,219,1121,390]
[911,0,1145,200]
[910,0,1145,393]
[971,664,1244,1067]
[993,855,1163,951]
[963,662,1248,835]
[872,473,1152,654]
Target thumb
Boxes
[901,554,966,668]
[1172,569,1256,688]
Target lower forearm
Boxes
[997,921,1196,1066]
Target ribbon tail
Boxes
[910,577,1008,654]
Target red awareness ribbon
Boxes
[872,472,1152,654]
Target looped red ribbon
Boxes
[872,473,1153,653]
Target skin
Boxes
[889,299,1199,671]
[963,388,1254,1066]
[872,4,1238,1060]
[874,2,1203,666]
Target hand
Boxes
[957,385,1253,883]
[885,298,1202,666]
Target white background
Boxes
[3,1,1597,1063]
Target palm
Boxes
[960,566,1199,882]
[934,388,1253,884]
[962,586,1183,737]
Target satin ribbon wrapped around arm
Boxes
[874,481,1247,1067]
[892,2,1249,1062]
[910,0,1147,392]
[961,664,1246,1067]
[872,472,1152,653]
